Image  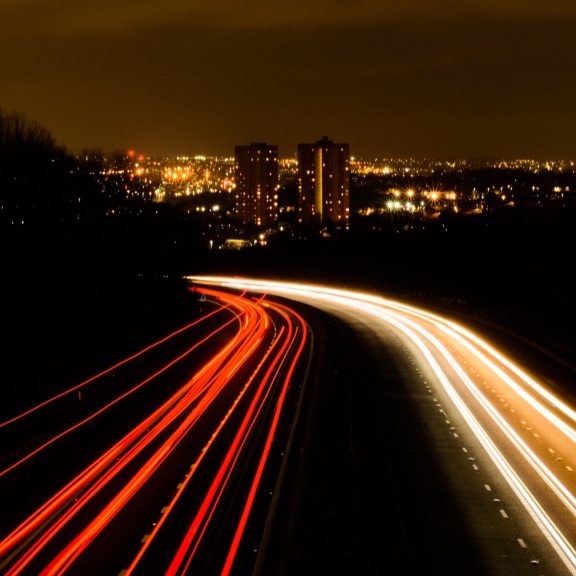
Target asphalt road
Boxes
[0,289,311,575]
[197,277,576,576]
[3,276,575,575]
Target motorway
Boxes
[188,276,576,576]
[0,288,309,575]
[1,276,576,575]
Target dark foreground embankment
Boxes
[2,207,574,406]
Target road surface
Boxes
[2,275,576,575]
[190,276,576,576]
[0,288,308,575]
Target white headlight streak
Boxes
[189,276,576,574]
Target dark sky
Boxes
[2,0,575,160]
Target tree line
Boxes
[0,108,156,226]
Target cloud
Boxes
[2,1,575,158]
[4,0,576,37]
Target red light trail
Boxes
[0,288,309,575]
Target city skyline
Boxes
[1,1,576,160]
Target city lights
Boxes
[98,152,575,222]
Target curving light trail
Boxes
[188,275,576,575]
[0,302,238,478]
[0,288,309,575]
[4,273,575,574]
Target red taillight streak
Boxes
[0,294,250,565]
[27,295,270,574]
[166,306,303,575]
[0,304,230,429]
[165,327,288,576]
[0,306,243,480]
[179,330,293,573]
[221,304,307,575]
[124,320,278,574]
[1,289,306,576]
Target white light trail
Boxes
[188,275,576,574]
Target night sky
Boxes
[2,0,575,160]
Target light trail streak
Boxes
[367,299,576,428]
[188,275,576,575]
[220,302,307,576]
[366,305,576,573]
[0,304,231,429]
[441,323,576,429]
[162,300,306,575]
[6,273,574,574]
[0,287,309,576]
[306,294,576,524]
[1,292,249,571]
[125,299,285,574]
[35,291,269,576]
[0,303,241,478]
